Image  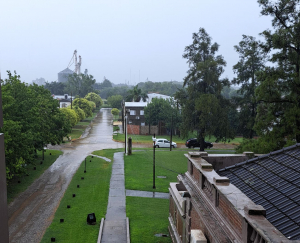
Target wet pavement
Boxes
[101,152,127,243]
[8,108,124,243]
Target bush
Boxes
[84,92,103,107]
[111,108,120,116]
[72,98,93,117]
[60,108,78,126]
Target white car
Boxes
[153,138,177,148]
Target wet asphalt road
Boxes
[8,108,124,243]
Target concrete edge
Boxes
[126,217,130,243]
[97,218,105,243]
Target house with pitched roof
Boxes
[168,144,300,242]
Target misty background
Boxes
[0,0,271,84]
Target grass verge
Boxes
[125,149,235,193]
[126,197,171,243]
[125,150,188,193]
[68,112,98,140]
[40,149,118,243]
[7,149,63,204]
[114,134,243,145]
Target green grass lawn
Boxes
[125,150,188,193]
[40,149,119,243]
[114,134,243,145]
[126,197,171,243]
[7,149,63,204]
[125,148,235,193]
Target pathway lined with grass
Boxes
[100,152,128,243]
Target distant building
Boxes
[58,68,74,83]
[146,93,173,103]
[52,94,74,108]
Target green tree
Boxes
[61,108,78,127]
[84,92,102,108]
[232,35,266,138]
[44,81,67,95]
[66,73,96,97]
[72,98,93,117]
[1,71,71,180]
[69,106,85,121]
[144,98,181,132]
[111,108,120,116]
[177,28,234,151]
[254,0,300,149]
[126,85,148,102]
[107,95,123,109]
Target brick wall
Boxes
[127,124,140,135]
[193,167,200,182]
[190,205,212,243]
[218,193,243,235]
[140,125,158,135]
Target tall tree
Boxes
[254,0,300,148]
[126,85,148,102]
[232,35,266,138]
[177,28,234,151]
[66,73,96,97]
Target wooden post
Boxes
[128,137,132,155]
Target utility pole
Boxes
[170,114,173,151]
[153,133,156,189]
[0,73,9,243]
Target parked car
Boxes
[185,138,213,149]
[154,138,177,148]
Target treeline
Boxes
[0,72,102,181]
[175,0,300,153]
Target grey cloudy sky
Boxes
[0,0,272,84]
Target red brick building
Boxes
[169,147,300,242]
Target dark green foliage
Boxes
[144,98,181,130]
[126,85,148,102]
[254,0,300,148]
[232,35,266,138]
[44,81,66,95]
[1,71,71,180]
[66,73,96,97]
[177,28,234,151]
[107,95,123,109]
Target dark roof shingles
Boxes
[219,144,300,240]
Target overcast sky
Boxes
[0,0,272,85]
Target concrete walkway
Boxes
[101,152,128,243]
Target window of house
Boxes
[141,122,145,126]
[136,116,140,119]
[140,110,144,115]
[130,110,136,115]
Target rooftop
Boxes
[219,143,300,240]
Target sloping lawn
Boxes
[7,149,63,204]
[126,197,171,243]
[40,149,119,243]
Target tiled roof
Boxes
[218,144,300,240]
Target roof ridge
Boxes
[219,143,300,172]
